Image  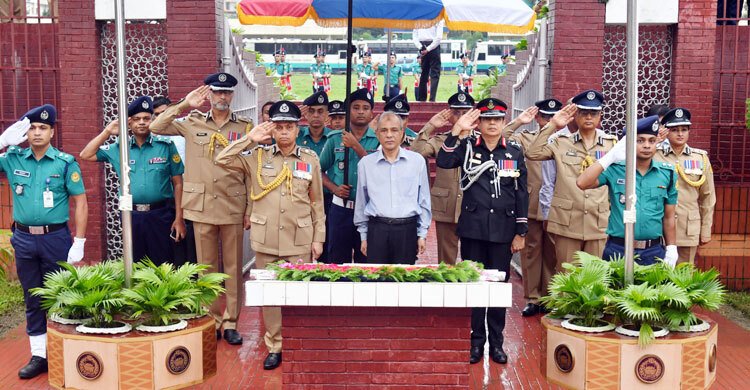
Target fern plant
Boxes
[663,263,726,329]
[540,252,614,328]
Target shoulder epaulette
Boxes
[6,146,22,154]
[507,139,521,149]
[153,135,173,144]
[659,162,675,170]
[691,148,708,155]
[299,146,316,156]
[602,133,618,140]
[236,115,253,124]
[189,110,206,117]
[56,152,75,163]
[327,129,343,137]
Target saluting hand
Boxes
[451,109,480,138]
[0,117,30,149]
[104,120,120,136]
[300,105,309,119]
[185,85,210,109]
[427,109,452,130]
[368,114,381,131]
[516,106,539,125]
[247,121,274,144]
[549,104,577,130]
[656,124,669,144]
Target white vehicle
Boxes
[473,40,518,74]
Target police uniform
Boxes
[310,53,331,93]
[411,92,474,264]
[456,53,475,93]
[149,72,251,341]
[526,90,616,270]
[297,91,333,262]
[385,53,403,98]
[319,89,380,263]
[504,98,562,315]
[654,108,716,264]
[96,96,184,265]
[215,101,325,363]
[355,51,376,93]
[599,116,679,265]
[436,98,528,363]
[383,94,417,147]
[0,105,86,378]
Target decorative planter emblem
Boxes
[635,354,664,384]
[167,346,191,375]
[554,344,574,373]
[709,344,717,373]
[76,352,103,380]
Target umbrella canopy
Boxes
[237,0,536,33]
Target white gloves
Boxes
[599,136,627,170]
[0,118,30,149]
[67,237,86,264]
[664,245,678,267]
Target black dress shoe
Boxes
[264,353,282,370]
[490,347,508,364]
[522,303,540,317]
[539,304,551,314]
[223,329,243,345]
[469,346,483,364]
[18,356,48,379]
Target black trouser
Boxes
[131,204,175,266]
[461,237,512,349]
[326,203,366,264]
[365,216,418,264]
[172,219,197,267]
[417,42,441,102]
[318,193,333,263]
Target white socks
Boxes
[29,334,47,359]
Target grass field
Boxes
[286,73,489,102]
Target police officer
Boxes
[150,72,253,345]
[79,96,186,265]
[328,100,347,131]
[0,105,88,379]
[437,98,528,365]
[654,108,716,264]
[411,92,474,264]
[310,51,332,93]
[319,88,380,263]
[216,101,324,370]
[355,50,377,94]
[526,90,617,270]
[382,94,418,147]
[577,116,678,266]
[456,52,475,94]
[384,52,403,98]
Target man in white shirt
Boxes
[413,20,444,102]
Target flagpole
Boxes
[624,0,638,285]
[342,0,354,190]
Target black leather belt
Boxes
[420,40,433,46]
[371,216,418,225]
[608,236,662,250]
[14,222,67,235]
[133,199,173,212]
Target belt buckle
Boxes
[135,204,150,212]
[634,240,647,250]
[29,226,45,235]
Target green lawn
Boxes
[0,278,23,316]
[725,291,750,319]
[286,73,489,102]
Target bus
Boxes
[243,38,468,73]
[473,40,518,74]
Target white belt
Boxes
[332,195,355,209]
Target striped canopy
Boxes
[237,0,536,34]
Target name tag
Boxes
[13,169,30,177]
[197,132,208,136]
[566,151,577,157]
[617,179,625,185]
[149,157,167,164]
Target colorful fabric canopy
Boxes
[237,0,536,33]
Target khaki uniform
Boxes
[216,139,325,353]
[506,128,556,304]
[150,101,253,331]
[411,124,462,264]
[654,144,716,264]
[526,125,616,269]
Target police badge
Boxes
[218,73,227,82]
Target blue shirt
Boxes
[598,160,678,240]
[353,148,432,240]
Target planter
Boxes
[561,318,615,333]
[615,324,670,339]
[136,319,188,333]
[50,313,91,326]
[672,318,711,333]
[76,321,132,335]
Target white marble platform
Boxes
[244,270,511,308]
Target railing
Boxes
[223,18,258,124]
[511,18,548,130]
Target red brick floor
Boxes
[2,224,749,388]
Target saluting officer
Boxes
[501,99,561,317]
[382,94,418,147]
[526,90,617,269]
[319,88,380,263]
[216,101,324,370]
[149,72,253,345]
[654,108,716,264]
[0,105,88,379]
[80,96,186,265]
[437,98,528,366]
[411,91,475,264]
[577,116,678,266]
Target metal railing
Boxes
[223,18,258,124]
[511,18,548,130]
